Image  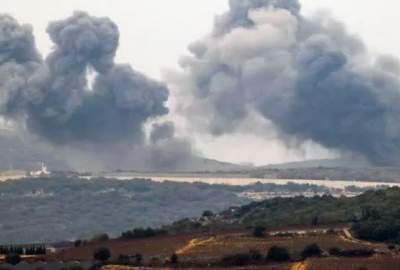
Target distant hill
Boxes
[171,187,400,245]
[0,129,253,173]
[263,158,369,169]
[160,156,253,173]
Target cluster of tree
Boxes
[301,244,323,258]
[191,187,400,243]
[93,243,374,268]
[252,226,267,237]
[0,176,251,244]
[352,203,400,243]
[329,247,374,257]
[94,247,111,262]
[93,247,178,268]
[219,246,291,266]
[75,234,110,247]
[119,227,167,240]
[5,253,21,265]
[0,244,46,255]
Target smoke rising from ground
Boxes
[177,0,400,166]
[1,3,400,169]
[0,12,193,171]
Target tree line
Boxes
[0,244,46,255]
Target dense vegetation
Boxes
[175,187,400,244]
[0,176,349,243]
[0,244,46,255]
[119,227,167,240]
[226,188,400,227]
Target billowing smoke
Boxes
[178,0,400,166]
[0,15,42,117]
[147,121,194,170]
[14,12,168,145]
[0,12,195,171]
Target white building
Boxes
[30,162,51,177]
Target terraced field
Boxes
[47,228,386,268]
[174,231,382,260]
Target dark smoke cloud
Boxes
[214,0,300,36]
[0,12,193,171]
[147,121,194,171]
[31,12,168,145]
[0,12,169,146]
[150,121,175,144]
[0,15,42,116]
[179,0,400,165]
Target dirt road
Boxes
[291,262,307,270]
[175,236,216,255]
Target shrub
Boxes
[202,210,214,217]
[149,257,161,267]
[267,246,290,262]
[117,254,130,265]
[301,244,322,258]
[220,253,253,266]
[338,249,374,257]
[119,227,166,240]
[74,240,82,247]
[134,253,143,265]
[328,247,342,256]
[5,253,21,265]
[170,253,178,264]
[253,226,266,238]
[93,247,111,262]
[90,234,109,243]
[388,244,396,250]
[249,250,263,262]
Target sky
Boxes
[1,0,399,166]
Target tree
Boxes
[328,247,342,256]
[202,210,214,217]
[267,246,290,262]
[5,253,21,265]
[93,247,111,262]
[311,215,319,226]
[134,253,143,265]
[91,233,109,243]
[249,249,263,262]
[301,243,322,258]
[170,253,178,264]
[252,226,266,238]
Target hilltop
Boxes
[170,187,400,244]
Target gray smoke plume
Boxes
[0,12,190,171]
[178,0,400,166]
[0,12,168,146]
[0,12,168,144]
[31,12,168,145]
[0,15,42,117]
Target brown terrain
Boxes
[39,227,400,270]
